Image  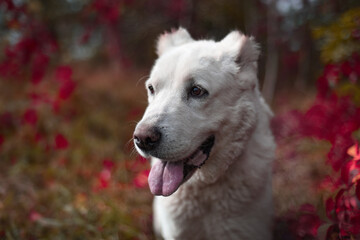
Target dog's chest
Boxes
[155,182,252,239]
[157,199,253,240]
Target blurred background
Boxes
[0,0,360,239]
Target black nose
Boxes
[133,126,162,152]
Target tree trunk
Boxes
[262,1,279,104]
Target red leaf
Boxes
[316,75,330,99]
[103,158,115,170]
[58,79,76,100]
[341,161,353,184]
[299,203,317,213]
[31,53,49,84]
[133,169,150,188]
[29,211,42,222]
[354,61,360,77]
[341,60,353,77]
[98,169,111,189]
[347,142,360,161]
[324,64,340,82]
[335,189,345,217]
[356,180,360,201]
[286,204,323,238]
[296,212,322,237]
[55,133,68,149]
[127,155,149,171]
[34,132,46,144]
[340,228,350,238]
[325,224,339,240]
[349,213,360,234]
[168,0,185,18]
[93,0,121,24]
[0,112,14,129]
[3,0,15,10]
[52,98,61,113]
[22,108,38,126]
[318,175,340,191]
[0,134,4,148]
[136,155,147,164]
[327,135,354,171]
[55,65,72,82]
[352,29,360,40]
[326,197,335,220]
[316,64,340,99]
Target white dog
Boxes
[133,28,275,240]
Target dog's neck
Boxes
[157,113,275,239]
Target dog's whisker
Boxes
[125,137,135,150]
[129,148,138,158]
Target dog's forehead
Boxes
[149,43,219,87]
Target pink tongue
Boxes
[148,160,184,196]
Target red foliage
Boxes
[272,51,360,239]
[126,155,148,172]
[94,168,113,191]
[31,53,50,84]
[29,210,43,222]
[103,158,116,170]
[316,53,360,99]
[318,175,341,192]
[55,66,73,82]
[325,190,360,237]
[295,205,323,238]
[22,108,38,126]
[167,0,186,19]
[356,181,360,201]
[92,0,121,24]
[302,97,360,141]
[0,112,14,129]
[58,79,76,100]
[98,169,112,189]
[303,96,360,172]
[55,133,69,150]
[0,1,76,162]
[0,26,57,80]
[55,65,76,101]
[92,159,120,191]
[133,169,150,188]
[0,134,4,148]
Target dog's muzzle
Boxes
[147,135,215,196]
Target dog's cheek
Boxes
[204,92,244,132]
[193,96,254,180]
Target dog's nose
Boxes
[133,126,162,152]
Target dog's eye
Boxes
[189,85,207,97]
[148,85,155,95]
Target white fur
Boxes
[135,28,275,240]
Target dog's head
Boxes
[134,28,263,196]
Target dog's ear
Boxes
[156,27,194,56]
[219,31,260,66]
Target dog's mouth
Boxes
[148,135,215,196]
